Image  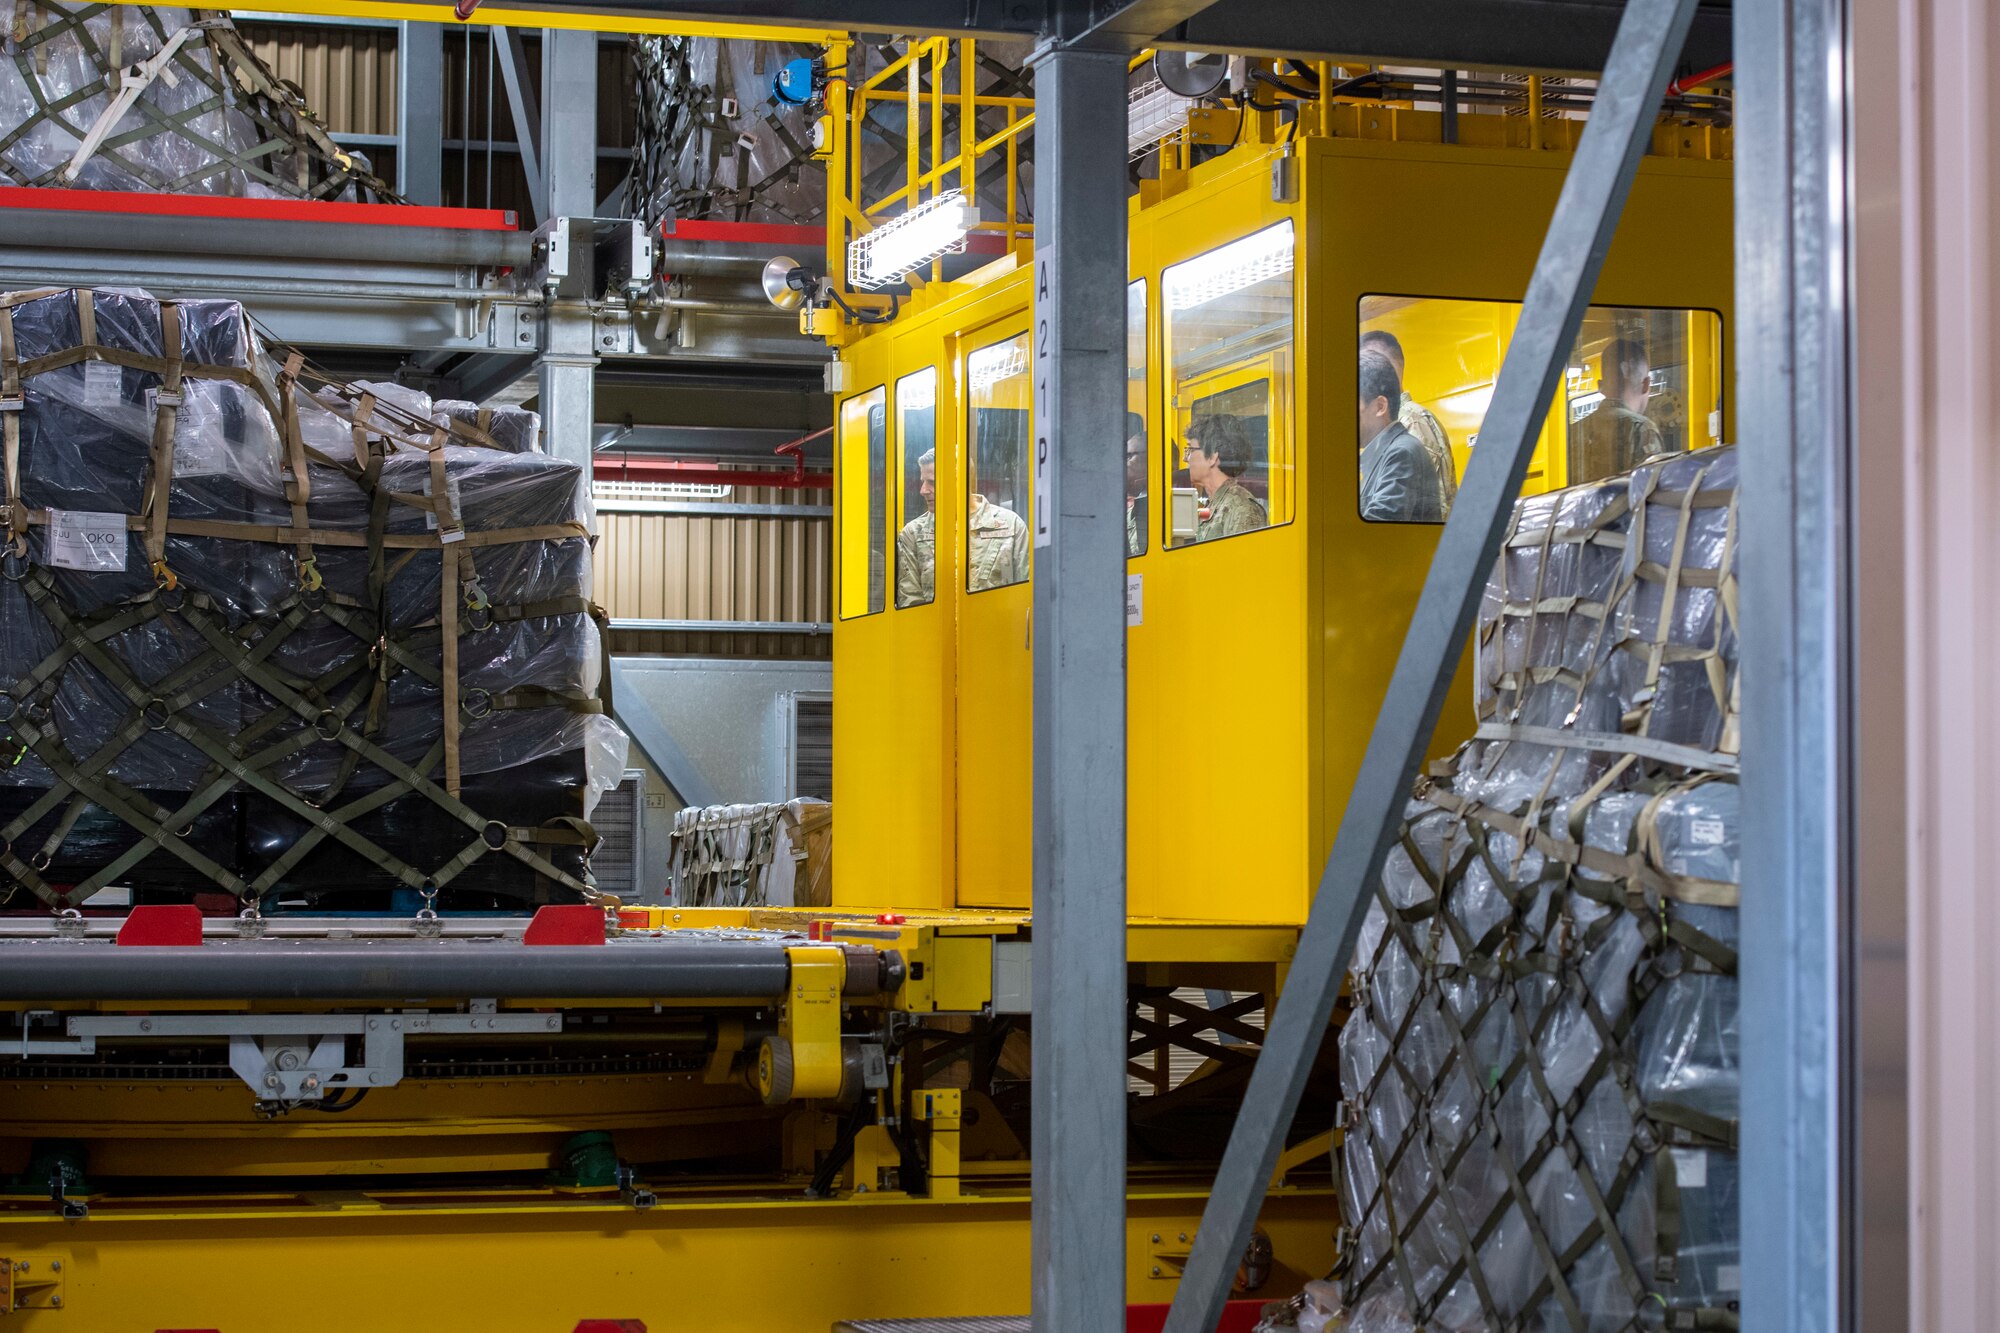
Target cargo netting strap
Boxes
[0,288,607,910]
[0,3,397,201]
[1338,451,1742,1333]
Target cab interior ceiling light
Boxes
[1164,222,1295,310]
[967,340,1027,393]
[848,189,979,291]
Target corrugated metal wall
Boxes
[240,23,398,136]
[234,21,636,217]
[597,484,832,659]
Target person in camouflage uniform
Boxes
[1125,415,1149,557]
[896,449,1031,603]
[895,452,936,608]
[1361,328,1458,514]
[1186,414,1268,543]
[1569,336,1676,482]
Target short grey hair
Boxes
[918,448,936,467]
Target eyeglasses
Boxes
[1181,441,1209,463]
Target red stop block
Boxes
[572,1322,646,1333]
[116,904,204,947]
[523,904,607,946]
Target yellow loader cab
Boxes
[829,120,1733,926]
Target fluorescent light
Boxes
[1437,385,1495,418]
[1164,222,1294,311]
[593,480,733,512]
[967,341,1027,394]
[1128,79,1194,159]
[848,190,979,290]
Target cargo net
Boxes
[0,288,627,913]
[1335,448,1741,1333]
[0,4,395,199]
[625,37,1031,230]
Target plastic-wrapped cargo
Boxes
[0,286,625,911]
[432,400,543,455]
[668,799,831,908]
[1334,448,1740,1332]
[0,4,392,200]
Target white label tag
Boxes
[46,509,128,572]
[1708,409,1723,442]
[1670,1147,1708,1189]
[424,470,466,534]
[82,359,120,408]
[1125,572,1143,626]
[156,386,225,478]
[1030,244,1057,550]
[1689,818,1726,846]
[1716,1264,1740,1293]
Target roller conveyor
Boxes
[0,912,902,1000]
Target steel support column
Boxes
[1735,0,1852,1327]
[535,29,599,466]
[1026,44,1129,1333]
[395,20,444,205]
[1162,0,1700,1327]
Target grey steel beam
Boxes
[446,351,539,404]
[497,25,547,225]
[1735,0,1850,1327]
[463,0,1724,75]
[608,658,725,810]
[1027,44,1129,1333]
[396,20,444,205]
[1049,0,1221,48]
[1168,0,1728,76]
[1161,0,1701,1328]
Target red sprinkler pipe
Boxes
[1666,61,1733,97]
[452,0,481,19]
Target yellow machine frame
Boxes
[0,35,1734,1330]
[829,128,1735,926]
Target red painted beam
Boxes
[593,458,832,489]
[0,185,517,231]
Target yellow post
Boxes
[1528,74,1545,150]
[912,1088,963,1200]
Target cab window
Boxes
[1357,294,1726,519]
[965,333,1031,593]
[837,386,888,619]
[1126,279,1149,557]
[1163,221,1295,549]
[895,368,938,609]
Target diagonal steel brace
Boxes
[1161,0,1703,1327]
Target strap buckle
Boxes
[297,553,322,593]
[0,392,22,412]
[151,559,177,592]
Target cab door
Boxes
[954,323,1034,908]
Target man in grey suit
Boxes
[1358,349,1444,523]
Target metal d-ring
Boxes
[481,820,509,850]
[460,687,494,720]
[0,549,27,582]
[142,698,172,731]
[313,710,343,742]
[29,849,52,871]
[0,692,19,723]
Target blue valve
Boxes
[774,57,817,106]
